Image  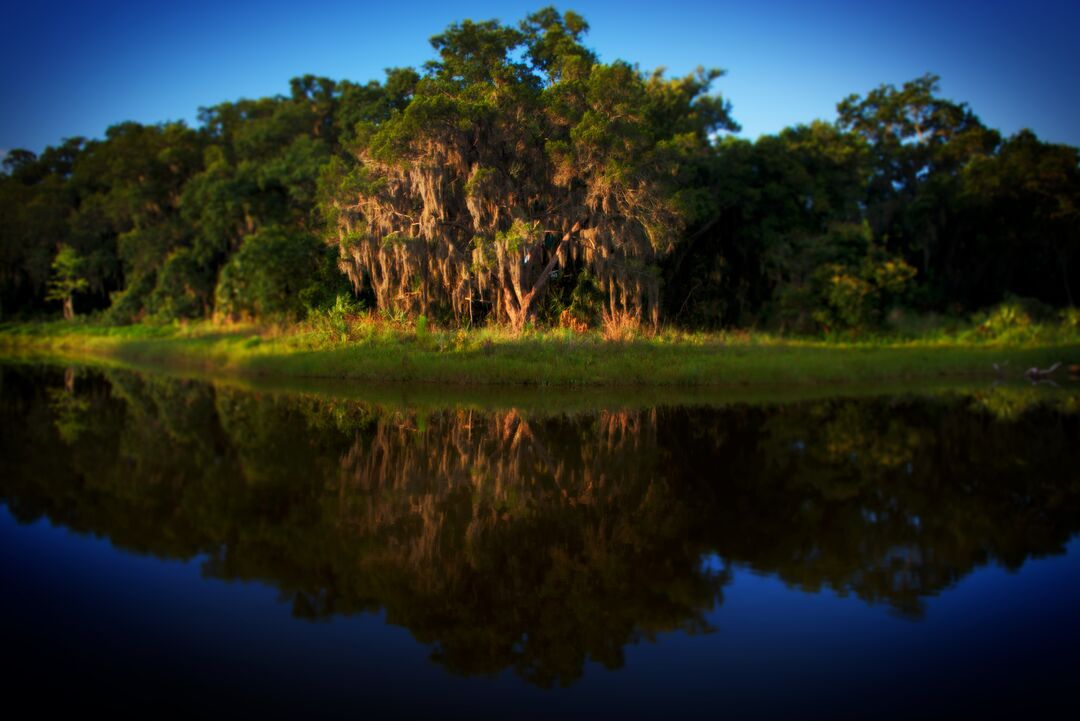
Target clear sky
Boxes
[3,0,1078,156]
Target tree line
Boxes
[2,7,1077,332]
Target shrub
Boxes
[104,272,157,325]
[215,227,329,320]
[976,301,1032,337]
[806,254,916,334]
[1061,306,1080,330]
[145,249,213,322]
[308,293,363,343]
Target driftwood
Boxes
[1023,362,1061,381]
[992,360,1073,383]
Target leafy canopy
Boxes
[327,6,737,329]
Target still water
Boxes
[2,362,1078,717]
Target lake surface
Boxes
[2,362,1079,717]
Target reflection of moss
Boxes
[3,365,1080,683]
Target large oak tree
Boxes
[325,7,736,329]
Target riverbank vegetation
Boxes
[3,314,1077,386]
[1,7,1077,359]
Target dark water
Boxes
[2,363,1079,718]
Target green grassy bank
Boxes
[1,319,1078,387]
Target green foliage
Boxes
[494,218,538,255]
[1061,306,1080,330]
[967,297,1061,342]
[103,271,157,324]
[1,9,1078,332]
[308,293,364,343]
[765,220,917,334]
[45,245,89,298]
[328,7,737,330]
[566,271,604,324]
[959,130,1080,307]
[978,301,1032,335]
[815,254,917,333]
[818,267,876,329]
[214,227,328,320]
[45,245,90,319]
[145,249,213,321]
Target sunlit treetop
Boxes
[328,6,739,329]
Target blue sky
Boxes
[3,0,1078,155]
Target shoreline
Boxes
[2,321,1077,389]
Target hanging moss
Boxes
[325,9,734,330]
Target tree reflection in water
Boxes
[2,365,1078,686]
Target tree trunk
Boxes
[63,296,75,321]
[505,221,581,332]
[503,288,527,331]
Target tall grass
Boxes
[2,307,1078,386]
